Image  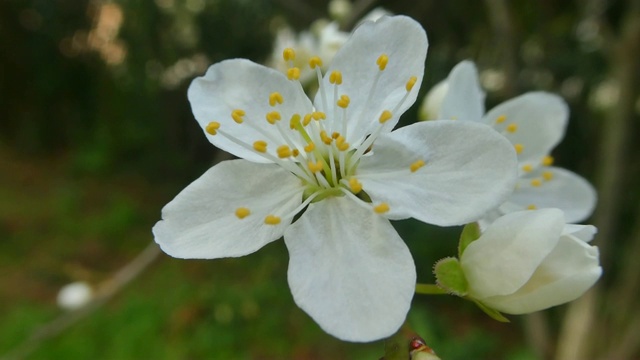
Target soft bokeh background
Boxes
[1,0,639,359]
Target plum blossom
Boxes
[153,16,517,342]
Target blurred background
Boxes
[1,0,639,359]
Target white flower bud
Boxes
[57,281,93,310]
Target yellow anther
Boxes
[332,132,341,139]
[289,114,301,129]
[349,177,362,194]
[292,149,300,157]
[304,142,315,152]
[542,171,554,181]
[522,164,533,172]
[266,111,281,124]
[495,115,507,124]
[542,155,554,166]
[277,145,292,158]
[376,54,389,71]
[235,207,250,219]
[379,110,393,123]
[335,136,349,151]
[303,113,313,126]
[231,109,245,124]
[320,130,332,145]
[206,121,220,135]
[527,204,537,210]
[374,203,390,214]
[410,159,426,173]
[329,70,343,85]
[269,92,284,106]
[337,94,350,108]
[531,178,542,187]
[406,76,418,91]
[308,160,323,173]
[287,67,300,80]
[282,48,295,62]
[506,123,518,133]
[265,215,281,225]
[253,140,268,153]
[514,143,524,154]
[309,56,323,69]
[312,111,326,120]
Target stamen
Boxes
[337,94,350,108]
[410,159,426,172]
[374,203,390,214]
[289,114,301,129]
[309,56,323,69]
[405,76,418,91]
[542,155,554,166]
[269,92,284,106]
[277,145,292,158]
[329,71,343,85]
[527,204,537,210]
[331,132,340,139]
[514,143,524,154]
[292,149,300,157]
[287,67,300,80]
[253,140,268,153]
[522,164,533,172]
[312,111,326,120]
[506,123,518,133]
[308,160,323,173]
[335,136,349,151]
[282,48,295,62]
[266,111,281,125]
[206,121,220,136]
[303,113,313,126]
[495,115,507,124]
[542,171,554,181]
[379,110,393,123]
[348,177,362,194]
[376,54,388,71]
[235,207,250,219]
[265,215,281,225]
[304,142,315,152]
[530,178,542,187]
[231,109,245,124]
[320,131,332,145]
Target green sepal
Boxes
[470,299,510,323]
[433,257,468,296]
[458,222,481,257]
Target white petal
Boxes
[315,15,427,142]
[188,59,313,162]
[418,79,449,121]
[284,196,415,342]
[439,60,485,121]
[562,223,597,242]
[357,120,517,226]
[481,229,601,314]
[461,209,565,299]
[153,160,304,259]
[506,166,597,223]
[482,92,568,165]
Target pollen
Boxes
[304,142,315,152]
[542,171,554,181]
[289,114,301,129]
[312,111,326,120]
[206,121,220,135]
[320,130,332,145]
[282,48,295,62]
[514,143,524,154]
[495,115,507,124]
[376,54,388,71]
[337,94,350,108]
[231,109,245,124]
[303,113,313,126]
[506,123,518,133]
[277,145,292,158]
[410,159,426,172]
[235,207,250,219]
[336,136,349,151]
[379,110,393,123]
[374,203,390,214]
[287,67,300,80]
[527,204,537,210]
[292,149,300,157]
[406,76,418,91]
[329,70,343,85]
[542,155,554,166]
[253,140,268,153]
[266,111,281,124]
[309,56,323,69]
[308,160,323,173]
[269,92,284,106]
[348,177,362,194]
[265,215,281,225]
[522,164,533,172]
[530,178,542,187]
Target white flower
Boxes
[57,281,93,310]
[153,16,517,342]
[422,61,597,224]
[460,209,602,314]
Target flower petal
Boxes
[439,60,485,122]
[357,120,517,226]
[284,196,415,342]
[315,15,427,142]
[482,92,568,166]
[481,226,601,314]
[461,209,565,299]
[188,59,313,162]
[153,160,304,259]
[505,166,597,223]
[418,79,449,121]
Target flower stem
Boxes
[415,283,448,295]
